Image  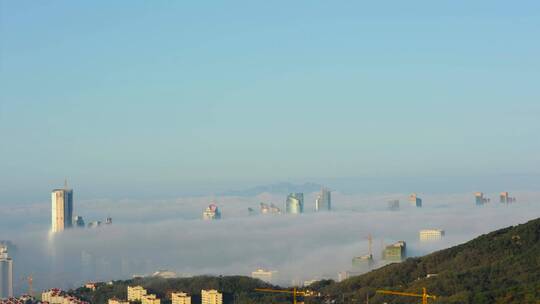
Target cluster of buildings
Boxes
[125,286,160,304]
[202,204,221,220]
[475,191,517,205]
[41,289,89,304]
[0,295,36,304]
[115,286,222,304]
[51,182,112,232]
[205,187,332,219]
[259,203,281,215]
[286,187,331,214]
[386,193,423,211]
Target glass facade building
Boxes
[286,193,304,214]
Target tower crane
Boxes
[376,287,437,304]
[254,287,308,304]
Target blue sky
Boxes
[1,1,539,201]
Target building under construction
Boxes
[382,241,406,262]
[352,234,374,269]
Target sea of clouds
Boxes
[1,191,540,294]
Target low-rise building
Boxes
[201,290,222,304]
[203,204,221,220]
[419,229,445,241]
[251,268,277,283]
[171,292,191,304]
[141,294,160,304]
[108,299,129,304]
[127,286,147,302]
[42,289,89,304]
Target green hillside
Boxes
[313,217,540,304]
[72,275,291,304]
[72,217,540,304]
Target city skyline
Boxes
[0,1,539,302]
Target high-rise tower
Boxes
[51,181,74,232]
[409,193,422,208]
[0,246,13,299]
[286,193,304,214]
[315,187,331,211]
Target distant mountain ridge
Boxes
[219,182,323,196]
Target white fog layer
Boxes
[1,191,539,294]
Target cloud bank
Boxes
[1,191,539,294]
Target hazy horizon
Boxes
[1,1,539,202]
[1,1,539,300]
[2,189,540,294]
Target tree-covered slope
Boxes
[73,275,290,304]
[72,217,540,304]
[315,217,540,304]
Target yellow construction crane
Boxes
[377,287,437,304]
[255,288,307,304]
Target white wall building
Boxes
[171,292,191,304]
[201,290,222,304]
[0,246,13,299]
[51,183,74,232]
[419,229,445,241]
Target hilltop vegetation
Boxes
[73,275,290,304]
[73,217,540,304]
[312,217,540,304]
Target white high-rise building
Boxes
[201,290,222,304]
[51,182,74,233]
[315,187,331,211]
[0,246,13,299]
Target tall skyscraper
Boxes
[286,193,304,214]
[315,187,331,211]
[409,193,422,208]
[51,182,74,233]
[0,246,13,299]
